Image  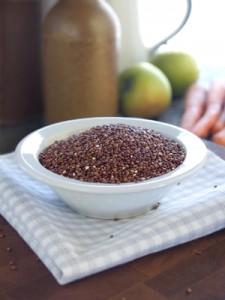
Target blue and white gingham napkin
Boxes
[0,150,225,285]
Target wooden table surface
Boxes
[0,140,225,300]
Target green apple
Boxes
[150,51,199,98]
[119,62,172,118]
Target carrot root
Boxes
[211,103,225,133]
[211,127,225,146]
[179,84,207,131]
[191,79,225,138]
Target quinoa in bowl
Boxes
[39,123,186,184]
[15,117,207,219]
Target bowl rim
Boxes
[15,117,208,194]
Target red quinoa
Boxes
[39,124,185,184]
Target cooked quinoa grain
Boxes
[39,124,185,183]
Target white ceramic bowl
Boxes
[15,117,207,219]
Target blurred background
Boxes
[139,0,225,68]
[1,0,225,153]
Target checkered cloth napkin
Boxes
[0,150,225,285]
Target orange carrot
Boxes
[191,79,225,138]
[179,83,207,131]
[211,127,225,146]
[211,103,225,133]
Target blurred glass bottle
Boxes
[42,0,120,124]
